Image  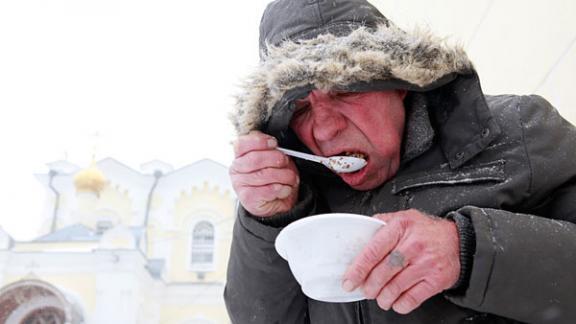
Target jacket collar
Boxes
[427,73,501,169]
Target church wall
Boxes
[150,185,235,284]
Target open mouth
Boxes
[338,151,370,184]
[340,151,369,176]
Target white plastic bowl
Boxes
[275,213,386,303]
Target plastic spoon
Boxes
[278,147,367,173]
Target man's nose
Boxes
[311,104,347,141]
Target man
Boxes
[225,0,576,323]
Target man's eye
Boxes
[293,107,309,119]
[293,100,310,117]
[294,98,309,108]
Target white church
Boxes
[0,158,236,324]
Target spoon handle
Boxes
[277,147,325,164]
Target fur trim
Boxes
[230,23,474,135]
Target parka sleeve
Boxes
[446,95,576,324]
[224,183,318,324]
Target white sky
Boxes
[0,0,271,240]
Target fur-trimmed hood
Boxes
[230,19,475,135]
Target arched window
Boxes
[190,221,215,271]
[0,280,84,324]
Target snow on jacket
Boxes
[225,0,576,323]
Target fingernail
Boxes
[267,138,277,148]
[278,186,292,199]
[342,280,355,292]
[394,300,409,314]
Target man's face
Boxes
[290,89,406,190]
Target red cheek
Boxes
[290,119,316,150]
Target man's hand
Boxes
[229,130,300,217]
[342,209,460,314]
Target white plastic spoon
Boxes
[278,147,367,173]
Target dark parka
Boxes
[225,0,576,323]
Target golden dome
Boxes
[74,162,107,194]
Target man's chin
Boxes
[340,168,383,191]
[340,166,394,191]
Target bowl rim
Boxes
[275,213,386,259]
